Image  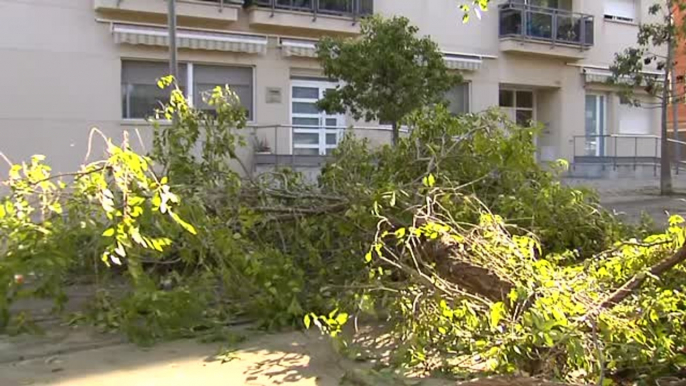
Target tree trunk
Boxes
[598,241,686,309]
[391,121,400,147]
[672,39,681,174]
[661,25,674,195]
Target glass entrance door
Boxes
[585,94,606,156]
[291,80,344,156]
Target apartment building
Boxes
[0,0,664,177]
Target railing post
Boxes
[655,137,659,176]
[275,125,278,162]
[313,0,318,21]
[219,0,224,12]
[580,16,586,49]
[613,136,618,171]
[352,0,358,24]
[677,141,681,175]
[551,9,558,45]
[521,4,527,40]
[271,0,275,17]
[634,137,638,171]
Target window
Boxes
[604,0,636,22]
[618,102,651,135]
[121,60,254,120]
[445,83,470,115]
[499,89,535,126]
[122,61,187,119]
[291,80,344,156]
[194,65,253,119]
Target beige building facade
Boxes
[0,0,664,177]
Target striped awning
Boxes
[582,66,664,84]
[280,38,318,58]
[443,53,483,71]
[583,69,613,84]
[112,23,268,54]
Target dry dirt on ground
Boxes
[0,327,357,386]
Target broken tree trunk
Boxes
[598,242,686,309]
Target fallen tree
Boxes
[2,82,684,385]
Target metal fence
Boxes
[499,1,594,47]
[249,124,393,164]
[572,134,686,174]
[249,0,373,18]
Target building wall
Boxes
[0,0,665,177]
[668,2,686,137]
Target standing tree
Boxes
[610,0,686,195]
[316,15,460,146]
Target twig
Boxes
[29,166,107,187]
[0,152,12,169]
[597,242,686,309]
[134,128,147,153]
[253,203,346,215]
[591,317,605,386]
[83,127,109,164]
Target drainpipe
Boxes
[168,0,178,80]
[660,0,674,194]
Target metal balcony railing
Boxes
[499,1,594,47]
[249,124,391,169]
[572,135,686,174]
[247,0,373,18]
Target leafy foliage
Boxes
[458,0,490,23]
[342,192,686,384]
[0,131,195,332]
[317,15,460,144]
[609,0,678,103]
[3,75,686,385]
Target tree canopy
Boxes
[316,15,460,145]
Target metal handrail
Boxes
[571,134,686,174]
[248,124,399,132]
[249,124,396,172]
[248,0,372,18]
[499,1,594,47]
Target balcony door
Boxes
[291,80,344,156]
[585,94,606,157]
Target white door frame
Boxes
[585,93,607,157]
[290,79,344,155]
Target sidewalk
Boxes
[563,178,686,225]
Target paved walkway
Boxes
[563,178,686,225]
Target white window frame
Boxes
[121,59,255,123]
[290,79,344,156]
[604,0,637,23]
[499,88,536,125]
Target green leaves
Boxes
[422,173,436,188]
[489,302,505,329]
[316,15,459,145]
[170,212,197,235]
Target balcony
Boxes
[499,1,594,60]
[93,0,241,23]
[245,0,373,34]
[250,124,390,174]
